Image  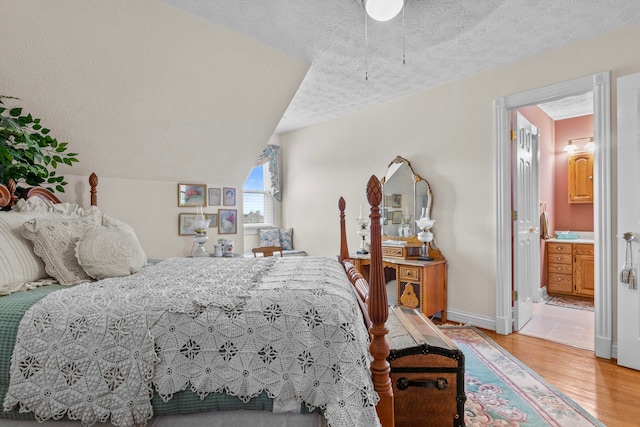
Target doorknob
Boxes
[529,227,538,233]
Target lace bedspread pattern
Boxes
[4,257,380,427]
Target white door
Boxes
[513,113,539,331]
[617,72,640,370]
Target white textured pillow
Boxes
[22,213,102,285]
[75,226,146,280]
[0,211,49,295]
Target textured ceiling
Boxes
[162,0,640,133]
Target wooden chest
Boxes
[387,306,465,427]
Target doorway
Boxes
[515,98,595,351]
[494,73,612,359]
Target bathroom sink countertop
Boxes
[546,232,594,244]
[546,237,594,244]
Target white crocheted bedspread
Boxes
[3,257,379,427]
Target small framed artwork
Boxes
[179,213,198,236]
[208,188,221,206]
[178,183,206,207]
[385,195,393,208]
[392,211,402,224]
[383,208,389,225]
[223,187,236,206]
[218,209,237,234]
[207,213,218,228]
[392,194,402,208]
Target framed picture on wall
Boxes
[208,188,221,206]
[207,213,218,228]
[223,187,236,206]
[178,213,198,236]
[392,194,402,208]
[392,211,402,224]
[218,209,237,234]
[178,183,206,207]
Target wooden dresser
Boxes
[546,241,594,298]
[349,253,448,322]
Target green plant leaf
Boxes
[9,108,22,117]
[55,185,64,193]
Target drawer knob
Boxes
[557,277,562,281]
[556,257,562,261]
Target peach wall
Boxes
[554,115,594,231]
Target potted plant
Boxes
[0,95,78,193]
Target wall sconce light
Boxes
[563,136,594,153]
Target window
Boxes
[243,163,274,227]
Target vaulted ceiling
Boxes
[163,0,640,132]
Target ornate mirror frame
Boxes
[380,156,441,258]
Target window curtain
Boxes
[256,145,281,202]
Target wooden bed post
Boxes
[366,175,394,427]
[89,173,98,206]
[338,197,349,263]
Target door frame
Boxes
[494,72,612,359]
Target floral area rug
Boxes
[439,326,604,427]
[545,295,594,312]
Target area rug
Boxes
[545,295,594,312]
[439,326,604,426]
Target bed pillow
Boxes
[22,213,102,285]
[75,225,146,280]
[259,228,281,247]
[280,228,294,250]
[0,211,49,295]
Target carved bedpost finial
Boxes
[338,197,348,263]
[89,173,98,206]
[366,175,394,427]
[7,179,18,207]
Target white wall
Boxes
[0,0,309,258]
[280,22,640,324]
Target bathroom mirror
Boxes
[381,156,433,238]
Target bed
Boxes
[0,174,394,427]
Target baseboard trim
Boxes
[446,308,496,331]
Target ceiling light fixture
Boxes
[563,136,594,153]
[362,0,405,22]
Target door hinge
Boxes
[510,130,517,141]
[514,290,518,301]
[512,210,517,221]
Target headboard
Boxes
[0,172,99,209]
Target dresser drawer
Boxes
[548,253,572,264]
[548,273,573,293]
[382,246,404,258]
[548,263,572,275]
[399,266,421,283]
[548,243,572,254]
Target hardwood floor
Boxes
[481,329,640,427]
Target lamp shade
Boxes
[363,0,404,21]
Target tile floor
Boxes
[518,300,595,351]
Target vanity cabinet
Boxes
[574,244,594,297]
[568,152,593,203]
[546,242,594,298]
[349,255,448,323]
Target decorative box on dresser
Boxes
[546,239,594,298]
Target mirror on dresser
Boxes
[349,155,447,321]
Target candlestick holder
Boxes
[356,217,369,254]
[415,213,435,261]
[191,206,210,257]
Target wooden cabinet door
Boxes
[574,244,595,296]
[568,152,593,203]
